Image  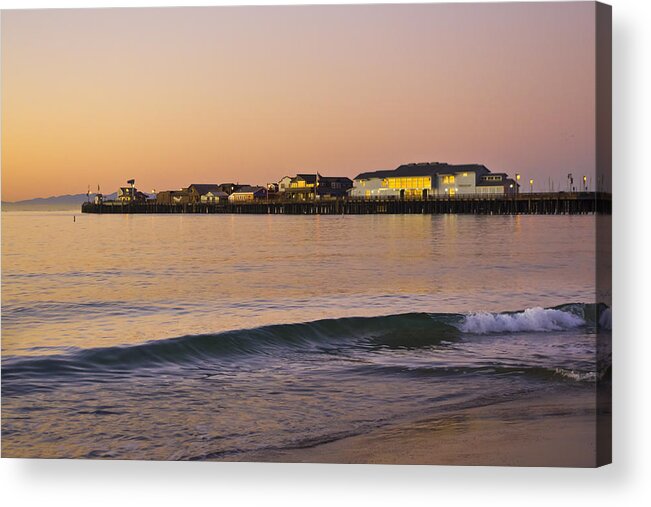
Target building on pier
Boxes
[117,179,150,203]
[228,186,268,202]
[278,176,292,193]
[156,189,191,205]
[156,183,247,205]
[350,163,518,198]
[283,174,353,200]
[187,184,225,204]
[200,190,229,204]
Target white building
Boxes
[350,163,517,198]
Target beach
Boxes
[251,388,601,467]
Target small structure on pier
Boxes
[200,190,229,204]
[117,179,148,203]
[228,186,267,202]
[156,189,191,205]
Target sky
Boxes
[1,3,597,201]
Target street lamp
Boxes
[529,178,534,193]
[583,175,587,191]
[515,173,520,195]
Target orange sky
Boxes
[2,3,596,201]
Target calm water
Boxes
[1,211,609,460]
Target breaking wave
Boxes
[2,303,609,396]
[553,368,598,382]
[458,306,585,334]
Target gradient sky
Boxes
[1,3,597,201]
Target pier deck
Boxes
[81,192,610,215]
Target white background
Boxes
[1,0,649,505]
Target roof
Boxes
[294,174,318,184]
[354,163,492,180]
[203,190,229,197]
[318,176,353,183]
[478,178,518,187]
[231,185,266,194]
[188,184,222,195]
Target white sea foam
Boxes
[458,307,585,334]
[554,368,597,382]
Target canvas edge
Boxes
[595,0,612,468]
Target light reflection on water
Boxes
[2,212,596,354]
[1,211,602,460]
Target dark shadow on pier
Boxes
[81,192,611,216]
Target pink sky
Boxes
[1,3,597,201]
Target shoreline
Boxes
[241,387,602,467]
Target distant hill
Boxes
[2,192,118,211]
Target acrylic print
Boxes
[1,2,611,466]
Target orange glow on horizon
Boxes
[2,4,596,202]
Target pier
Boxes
[81,192,610,215]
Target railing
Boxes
[82,191,611,216]
[344,191,606,202]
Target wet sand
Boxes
[246,388,601,467]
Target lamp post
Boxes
[515,173,521,195]
[583,175,587,191]
[529,178,534,193]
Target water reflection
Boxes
[2,212,595,354]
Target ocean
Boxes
[1,211,610,460]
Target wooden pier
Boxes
[81,192,611,215]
